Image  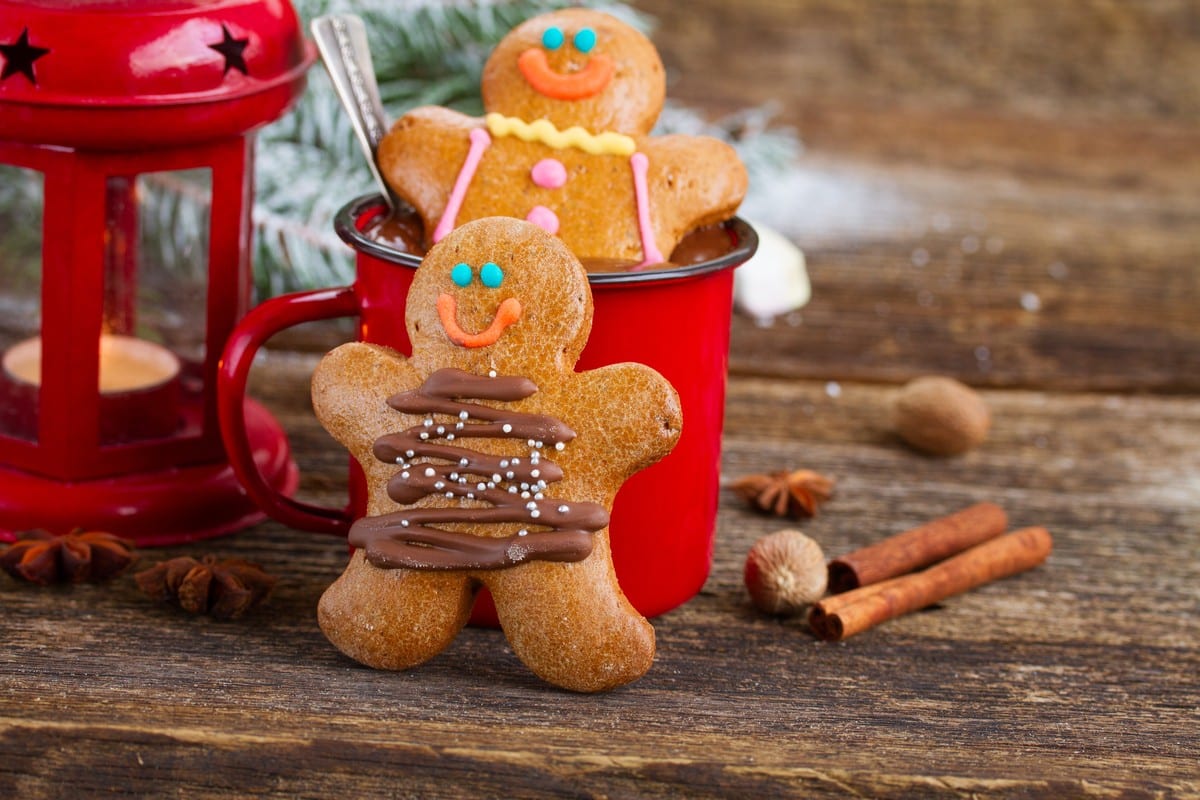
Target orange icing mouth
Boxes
[436,293,523,348]
[517,48,614,100]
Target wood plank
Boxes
[2,358,1196,797]
[727,146,1200,390]
[632,0,1200,126]
[629,0,1200,391]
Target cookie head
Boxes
[407,217,593,380]
[481,8,665,135]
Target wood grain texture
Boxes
[2,356,1198,798]
[635,0,1200,124]
[3,1,1199,796]
[634,0,1200,391]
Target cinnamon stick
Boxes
[809,526,1052,641]
[826,502,1007,593]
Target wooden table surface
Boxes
[3,1,1198,797]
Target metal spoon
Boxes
[310,14,395,208]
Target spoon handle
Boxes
[311,14,393,205]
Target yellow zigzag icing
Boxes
[485,113,636,156]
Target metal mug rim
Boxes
[333,193,758,286]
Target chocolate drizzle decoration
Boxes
[349,368,609,570]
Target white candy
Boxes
[732,220,810,320]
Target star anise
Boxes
[731,469,835,518]
[134,555,277,620]
[0,528,136,585]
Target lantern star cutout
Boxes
[0,28,50,85]
[208,24,250,76]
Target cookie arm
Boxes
[568,363,682,485]
[376,107,481,244]
[638,135,749,255]
[311,343,421,515]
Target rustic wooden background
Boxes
[2,0,1198,797]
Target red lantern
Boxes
[0,0,314,544]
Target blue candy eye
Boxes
[573,27,596,53]
[480,261,503,288]
[451,262,472,287]
[542,26,564,50]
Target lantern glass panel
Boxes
[0,164,44,443]
[98,169,211,446]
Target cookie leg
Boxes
[486,539,655,692]
[318,551,474,670]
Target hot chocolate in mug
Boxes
[218,194,757,623]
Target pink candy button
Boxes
[526,205,560,235]
[531,158,568,189]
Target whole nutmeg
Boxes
[743,529,827,616]
[891,375,990,456]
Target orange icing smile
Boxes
[517,48,614,100]
[436,293,523,348]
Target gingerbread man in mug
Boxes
[378,8,747,268]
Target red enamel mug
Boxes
[218,194,756,622]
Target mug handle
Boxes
[218,285,360,535]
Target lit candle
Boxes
[2,334,182,443]
[3,334,180,393]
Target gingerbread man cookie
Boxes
[377,8,747,268]
[313,216,682,692]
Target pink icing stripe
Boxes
[433,127,492,243]
[629,152,664,268]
